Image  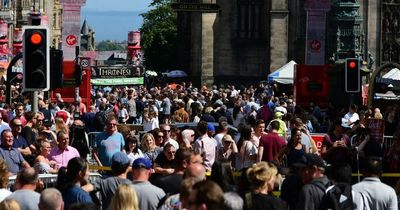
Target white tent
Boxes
[268,60,296,84]
[383,68,400,80]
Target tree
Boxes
[96,40,126,51]
[140,0,178,71]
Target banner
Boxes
[366,119,385,143]
[91,78,144,86]
[91,66,144,86]
[294,64,330,108]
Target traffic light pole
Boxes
[74,46,80,119]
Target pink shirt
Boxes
[49,146,80,168]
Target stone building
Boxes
[0,0,63,49]
[80,19,96,51]
[176,0,389,85]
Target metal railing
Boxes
[8,172,102,189]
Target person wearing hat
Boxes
[207,123,216,138]
[294,153,330,210]
[267,111,288,139]
[92,152,132,210]
[193,121,217,172]
[131,158,166,210]
[217,134,238,166]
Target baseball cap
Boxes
[292,153,326,168]
[132,158,152,169]
[207,123,216,132]
[275,111,284,118]
[222,134,234,142]
[111,152,130,166]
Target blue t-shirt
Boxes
[13,136,29,149]
[0,146,25,174]
[95,132,125,166]
[62,185,93,210]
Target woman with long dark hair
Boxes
[237,125,258,170]
[56,157,93,210]
[124,131,144,165]
[275,128,307,167]
[210,160,237,192]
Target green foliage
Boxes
[140,0,178,71]
[96,40,126,51]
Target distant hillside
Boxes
[81,10,146,41]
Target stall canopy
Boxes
[268,60,296,84]
[383,68,400,80]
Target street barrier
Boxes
[8,172,102,189]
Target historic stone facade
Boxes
[0,0,62,49]
[177,0,392,85]
[177,0,291,85]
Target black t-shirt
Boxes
[153,173,183,195]
[244,192,286,210]
[21,126,36,146]
[154,152,174,169]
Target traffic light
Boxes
[74,63,82,87]
[23,26,49,91]
[50,48,64,90]
[345,58,360,93]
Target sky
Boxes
[81,0,153,41]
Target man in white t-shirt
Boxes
[213,121,229,149]
[342,104,359,128]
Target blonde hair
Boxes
[0,199,20,210]
[55,117,69,134]
[141,133,155,151]
[246,162,278,189]
[40,140,51,152]
[0,159,9,188]
[108,184,139,210]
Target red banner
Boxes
[294,64,330,108]
[51,61,91,109]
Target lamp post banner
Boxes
[61,1,86,61]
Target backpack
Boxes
[320,183,355,210]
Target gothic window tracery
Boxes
[236,0,265,40]
[381,0,400,63]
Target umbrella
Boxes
[145,70,158,77]
[166,70,188,78]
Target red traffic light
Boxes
[348,61,357,69]
[30,33,43,45]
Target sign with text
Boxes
[171,3,220,12]
[91,66,144,85]
[366,118,385,143]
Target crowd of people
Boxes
[0,81,399,209]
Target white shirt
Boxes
[0,121,11,135]
[0,188,12,202]
[343,112,359,127]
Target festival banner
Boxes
[91,66,144,85]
